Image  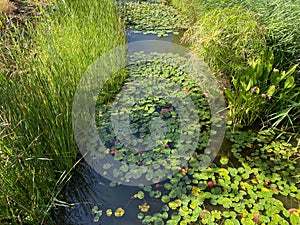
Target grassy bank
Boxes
[171,0,299,130]
[171,0,300,72]
[0,0,125,224]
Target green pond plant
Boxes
[91,52,300,225]
[118,1,189,37]
[224,50,297,127]
[92,124,300,225]
[94,52,212,184]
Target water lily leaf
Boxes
[137,212,144,220]
[114,207,125,217]
[134,191,145,199]
[162,195,170,203]
[139,203,150,213]
[220,156,229,165]
[191,186,201,197]
[106,209,113,217]
[168,199,182,210]
[290,213,300,225]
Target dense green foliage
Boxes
[138,128,299,225]
[182,7,267,76]
[1,0,299,224]
[224,51,297,127]
[0,0,125,223]
[173,0,299,129]
[172,0,300,73]
[92,125,300,225]
[95,52,212,184]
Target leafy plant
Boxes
[224,50,298,127]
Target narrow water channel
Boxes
[52,2,188,222]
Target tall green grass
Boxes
[0,0,125,223]
[182,7,267,77]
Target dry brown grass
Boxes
[0,0,14,15]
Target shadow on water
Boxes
[52,156,164,225]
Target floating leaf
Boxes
[139,203,150,213]
[114,207,125,217]
[220,156,229,165]
[106,209,113,217]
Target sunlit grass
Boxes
[0,0,125,223]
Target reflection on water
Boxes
[52,159,164,225]
[126,29,187,46]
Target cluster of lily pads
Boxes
[94,52,211,184]
[92,51,299,225]
[134,128,300,225]
[118,1,189,37]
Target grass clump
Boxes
[172,0,300,74]
[182,7,267,77]
[0,0,125,223]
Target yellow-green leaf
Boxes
[114,207,125,217]
[284,76,295,89]
[106,209,112,217]
[266,85,276,96]
[139,203,150,213]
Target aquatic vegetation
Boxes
[224,51,297,127]
[118,1,189,37]
[92,124,299,224]
[94,52,212,184]
[139,128,299,224]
